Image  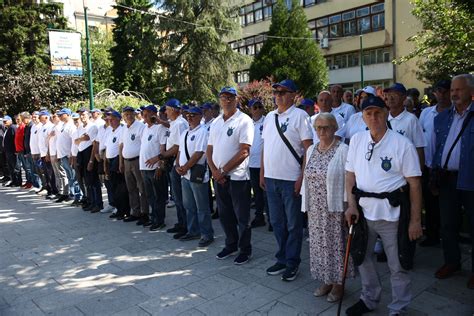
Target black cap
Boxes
[361,96,386,110]
[434,79,451,91]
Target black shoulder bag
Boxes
[274,114,303,166]
[184,132,207,183]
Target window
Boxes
[254,2,263,21]
[372,13,384,30]
[263,5,272,19]
[343,20,357,36]
[342,10,355,21]
[327,47,391,70]
[358,16,371,33]
[317,27,328,40]
[330,24,342,38]
[371,3,384,13]
[303,0,316,6]
[356,7,370,17]
[316,17,328,27]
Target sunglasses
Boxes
[272,90,292,96]
[252,105,264,109]
[219,95,236,101]
[186,113,200,118]
[365,141,376,161]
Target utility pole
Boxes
[359,34,364,88]
[84,0,94,110]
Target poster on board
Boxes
[48,31,83,76]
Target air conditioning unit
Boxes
[319,37,329,49]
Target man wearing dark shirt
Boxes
[2,116,21,186]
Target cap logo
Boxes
[380,156,392,172]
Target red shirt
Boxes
[15,123,25,153]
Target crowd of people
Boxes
[0,73,472,316]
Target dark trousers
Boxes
[5,151,21,185]
[142,170,167,225]
[169,167,186,229]
[439,173,474,272]
[78,146,102,208]
[0,151,8,178]
[108,157,130,216]
[40,157,57,194]
[422,167,440,241]
[215,179,252,255]
[249,167,268,219]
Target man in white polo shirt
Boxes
[139,105,169,231]
[261,79,313,281]
[330,84,356,123]
[344,96,422,316]
[29,111,44,191]
[38,110,58,199]
[119,106,148,224]
[342,86,376,141]
[207,86,254,265]
[104,111,130,220]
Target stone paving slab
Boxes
[0,185,473,315]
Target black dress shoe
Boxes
[150,223,166,231]
[90,206,102,213]
[250,215,266,228]
[173,231,187,239]
[346,299,373,316]
[109,213,119,219]
[377,252,387,262]
[166,224,184,233]
[211,211,219,219]
[55,195,67,203]
[136,216,149,226]
[123,215,139,222]
[71,199,81,207]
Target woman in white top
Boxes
[301,113,354,303]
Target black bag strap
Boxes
[184,132,190,160]
[443,111,473,169]
[274,113,303,166]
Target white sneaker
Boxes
[100,205,116,213]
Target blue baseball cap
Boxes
[77,107,88,113]
[2,115,12,121]
[361,86,376,96]
[91,108,101,113]
[248,99,263,107]
[181,105,190,112]
[159,105,166,113]
[187,107,202,115]
[165,98,181,108]
[109,110,122,119]
[361,96,387,111]
[200,102,213,110]
[140,104,158,113]
[300,98,314,108]
[57,108,72,115]
[383,83,407,94]
[219,86,237,96]
[272,79,298,92]
[102,106,114,113]
[71,113,80,119]
[122,106,135,112]
[38,110,50,117]
[32,111,40,115]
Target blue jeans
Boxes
[169,167,186,229]
[265,177,303,268]
[17,153,33,184]
[181,178,214,239]
[59,156,82,200]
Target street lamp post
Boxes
[83,0,94,110]
[359,34,364,88]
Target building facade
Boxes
[229,0,424,92]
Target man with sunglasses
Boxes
[261,79,313,281]
[207,86,254,265]
[344,96,422,316]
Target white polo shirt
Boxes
[105,125,123,159]
[29,123,41,155]
[310,112,345,144]
[388,110,426,148]
[120,120,145,159]
[49,122,63,157]
[203,118,215,133]
[208,109,254,180]
[331,102,356,123]
[56,121,76,159]
[178,124,209,182]
[38,121,54,157]
[166,115,188,150]
[76,122,98,152]
[140,123,168,170]
[345,129,421,222]
[419,105,441,168]
[262,105,313,181]
[249,115,265,168]
[97,125,111,153]
[342,112,368,141]
[71,126,80,157]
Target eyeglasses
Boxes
[252,105,264,109]
[365,141,376,161]
[272,90,292,96]
[219,95,236,101]
[315,125,332,132]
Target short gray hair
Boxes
[20,112,31,119]
[314,112,339,130]
[452,74,474,88]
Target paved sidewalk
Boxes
[0,185,473,315]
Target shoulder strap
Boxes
[443,111,473,169]
[274,113,303,166]
[184,131,190,160]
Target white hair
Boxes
[314,112,339,130]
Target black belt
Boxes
[352,184,409,207]
[123,156,139,161]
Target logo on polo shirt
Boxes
[280,122,289,133]
[165,131,170,137]
[34,131,38,134]
[131,134,136,141]
[148,134,152,141]
[43,129,46,132]
[339,112,345,118]
[112,137,117,143]
[397,130,405,136]
[191,135,195,141]
[61,129,64,133]
[227,127,235,136]
[380,156,392,172]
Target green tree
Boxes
[397,0,474,84]
[85,30,114,93]
[110,0,162,99]
[156,0,245,102]
[0,1,68,72]
[249,0,327,98]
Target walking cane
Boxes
[337,215,356,316]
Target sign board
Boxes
[48,31,83,76]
